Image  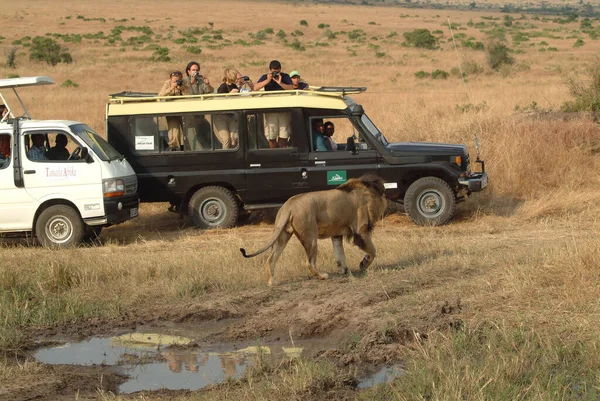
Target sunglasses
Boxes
[170,71,182,77]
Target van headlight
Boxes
[103,179,125,197]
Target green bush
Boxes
[487,42,514,71]
[324,29,336,40]
[60,79,79,88]
[6,47,17,68]
[414,70,430,79]
[186,46,202,54]
[29,36,73,66]
[402,29,437,49]
[300,20,308,27]
[150,46,170,62]
[431,69,449,79]
[562,58,600,112]
[317,23,330,29]
[574,39,585,47]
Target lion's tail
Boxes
[240,209,291,258]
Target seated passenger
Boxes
[311,119,329,151]
[46,134,70,160]
[323,121,337,151]
[27,134,47,161]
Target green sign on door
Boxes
[327,170,347,185]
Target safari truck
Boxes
[105,87,487,228]
[0,76,139,248]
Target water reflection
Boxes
[33,334,297,394]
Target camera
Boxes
[194,72,203,80]
[176,79,183,86]
[271,72,279,79]
[242,76,250,81]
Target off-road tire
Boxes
[35,205,84,248]
[188,186,239,229]
[404,177,456,226]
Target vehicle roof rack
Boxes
[0,76,55,121]
[314,87,367,96]
[109,91,158,98]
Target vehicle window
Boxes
[310,116,372,151]
[0,134,10,169]
[71,124,122,161]
[24,131,85,162]
[246,111,292,149]
[360,114,388,146]
[131,113,239,153]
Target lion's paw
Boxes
[318,273,329,280]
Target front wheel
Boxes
[35,205,84,248]
[404,177,456,226]
[188,186,239,229]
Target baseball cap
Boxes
[289,70,301,78]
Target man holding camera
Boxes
[159,71,188,150]
[254,60,293,148]
[185,61,213,95]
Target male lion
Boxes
[240,174,387,286]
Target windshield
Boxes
[360,114,389,147]
[70,124,122,161]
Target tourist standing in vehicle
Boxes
[290,70,309,90]
[323,121,337,151]
[184,61,213,95]
[158,71,187,151]
[254,60,293,148]
[214,68,241,149]
[237,72,254,93]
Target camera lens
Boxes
[176,79,183,86]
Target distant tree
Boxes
[487,42,514,70]
[29,36,72,66]
[402,29,437,49]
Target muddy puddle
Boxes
[34,332,314,393]
[33,331,403,393]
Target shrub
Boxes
[186,46,202,54]
[387,31,397,38]
[324,29,336,40]
[29,36,73,66]
[276,30,286,39]
[6,47,17,68]
[60,79,79,88]
[574,39,584,47]
[414,70,430,79]
[375,52,386,58]
[7,73,19,78]
[300,20,308,27]
[432,69,449,79]
[487,42,514,71]
[150,46,170,62]
[402,29,437,49]
[562,58,600,112]
[317,23,330,29]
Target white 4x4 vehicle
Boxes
[0,76,139,248]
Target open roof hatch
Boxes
[0,76,54,122]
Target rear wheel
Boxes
[188,186,239,229]
[404,177,456,226]
[35,205,84,248]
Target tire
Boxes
[35,205,84,248]
[83,225,103,242]
[404,177,456,226]
[187,186,239,229]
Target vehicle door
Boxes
[0,130,38,231]
[243,108,310,203]
[20,130,103,214]
[305,115,380,191]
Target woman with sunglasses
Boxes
[158,71,188,151]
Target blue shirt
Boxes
[257,73,292,91]
[312,131,329,151]
[27,145,47,161]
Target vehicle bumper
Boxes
[458,172,488,192]
[85,193,139,226]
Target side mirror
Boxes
[81,147,93,163]
[346,136,358,155]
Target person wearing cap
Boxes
[290,70,309,90]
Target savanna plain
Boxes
[1,0,600,399]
